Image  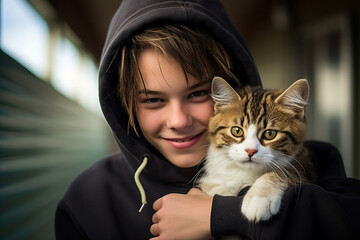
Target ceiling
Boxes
[45,0,119,61]
[35,0,359,62]
[33,0,273,62]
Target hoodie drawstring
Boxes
[134,156,148,212]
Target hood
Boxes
[98,0,262,185]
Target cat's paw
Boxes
[241,192,282,222]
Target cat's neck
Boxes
[200,145,264,196]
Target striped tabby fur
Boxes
[199,77,316,223]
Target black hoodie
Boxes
[55,0,360,239]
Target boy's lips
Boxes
[162,131,206,149]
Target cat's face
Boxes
[208,77,309,171]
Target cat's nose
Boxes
[245,149,258,157]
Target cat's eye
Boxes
[263,130,278,140]
[231,126,244,137]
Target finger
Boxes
[153,197,162,211]
[152,212,159,224]
[150,223,159,236]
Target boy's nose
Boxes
[166,102,192,129]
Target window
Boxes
[1,0,49,79]
[1,0,101,114]
[302,14,355,176]
[51,37,100,112]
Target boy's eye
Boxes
[189,90,209,99]
[141,98,163,104]
[139,98,164,109]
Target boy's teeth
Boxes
[175,138,190,143]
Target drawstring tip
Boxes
[138,203,146,213]
[134,156,148,214]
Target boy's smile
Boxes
[162,131,206,149]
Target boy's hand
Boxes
[150,188,213,240]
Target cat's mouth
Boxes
[239,158,263,169]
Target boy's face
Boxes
[136,49,213,168]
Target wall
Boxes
[0,50,114,239]
[241,0,359,177]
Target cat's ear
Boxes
[211,77,240,107]
[275,79,309,118]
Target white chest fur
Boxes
[198,145,264,196]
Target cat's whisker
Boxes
[263,162,273,173]
[274,155,304,200]
[190,165,206,187]
[290,155,307,174]
[268,160,292,184]
[269,152,300,185]
[265,162,289,183]
[273,153,303,186]
[195,144,211,154]
[189,152,213,187]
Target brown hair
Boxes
[119,23,239,134]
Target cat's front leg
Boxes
[241,172,288,222]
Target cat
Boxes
[198,76,316,223]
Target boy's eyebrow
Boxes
[138,89,160,95]
[138,81,210,95]
[188,81,210,90]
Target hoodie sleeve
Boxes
[211,180,360,239]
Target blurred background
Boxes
[0,0,359,239]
